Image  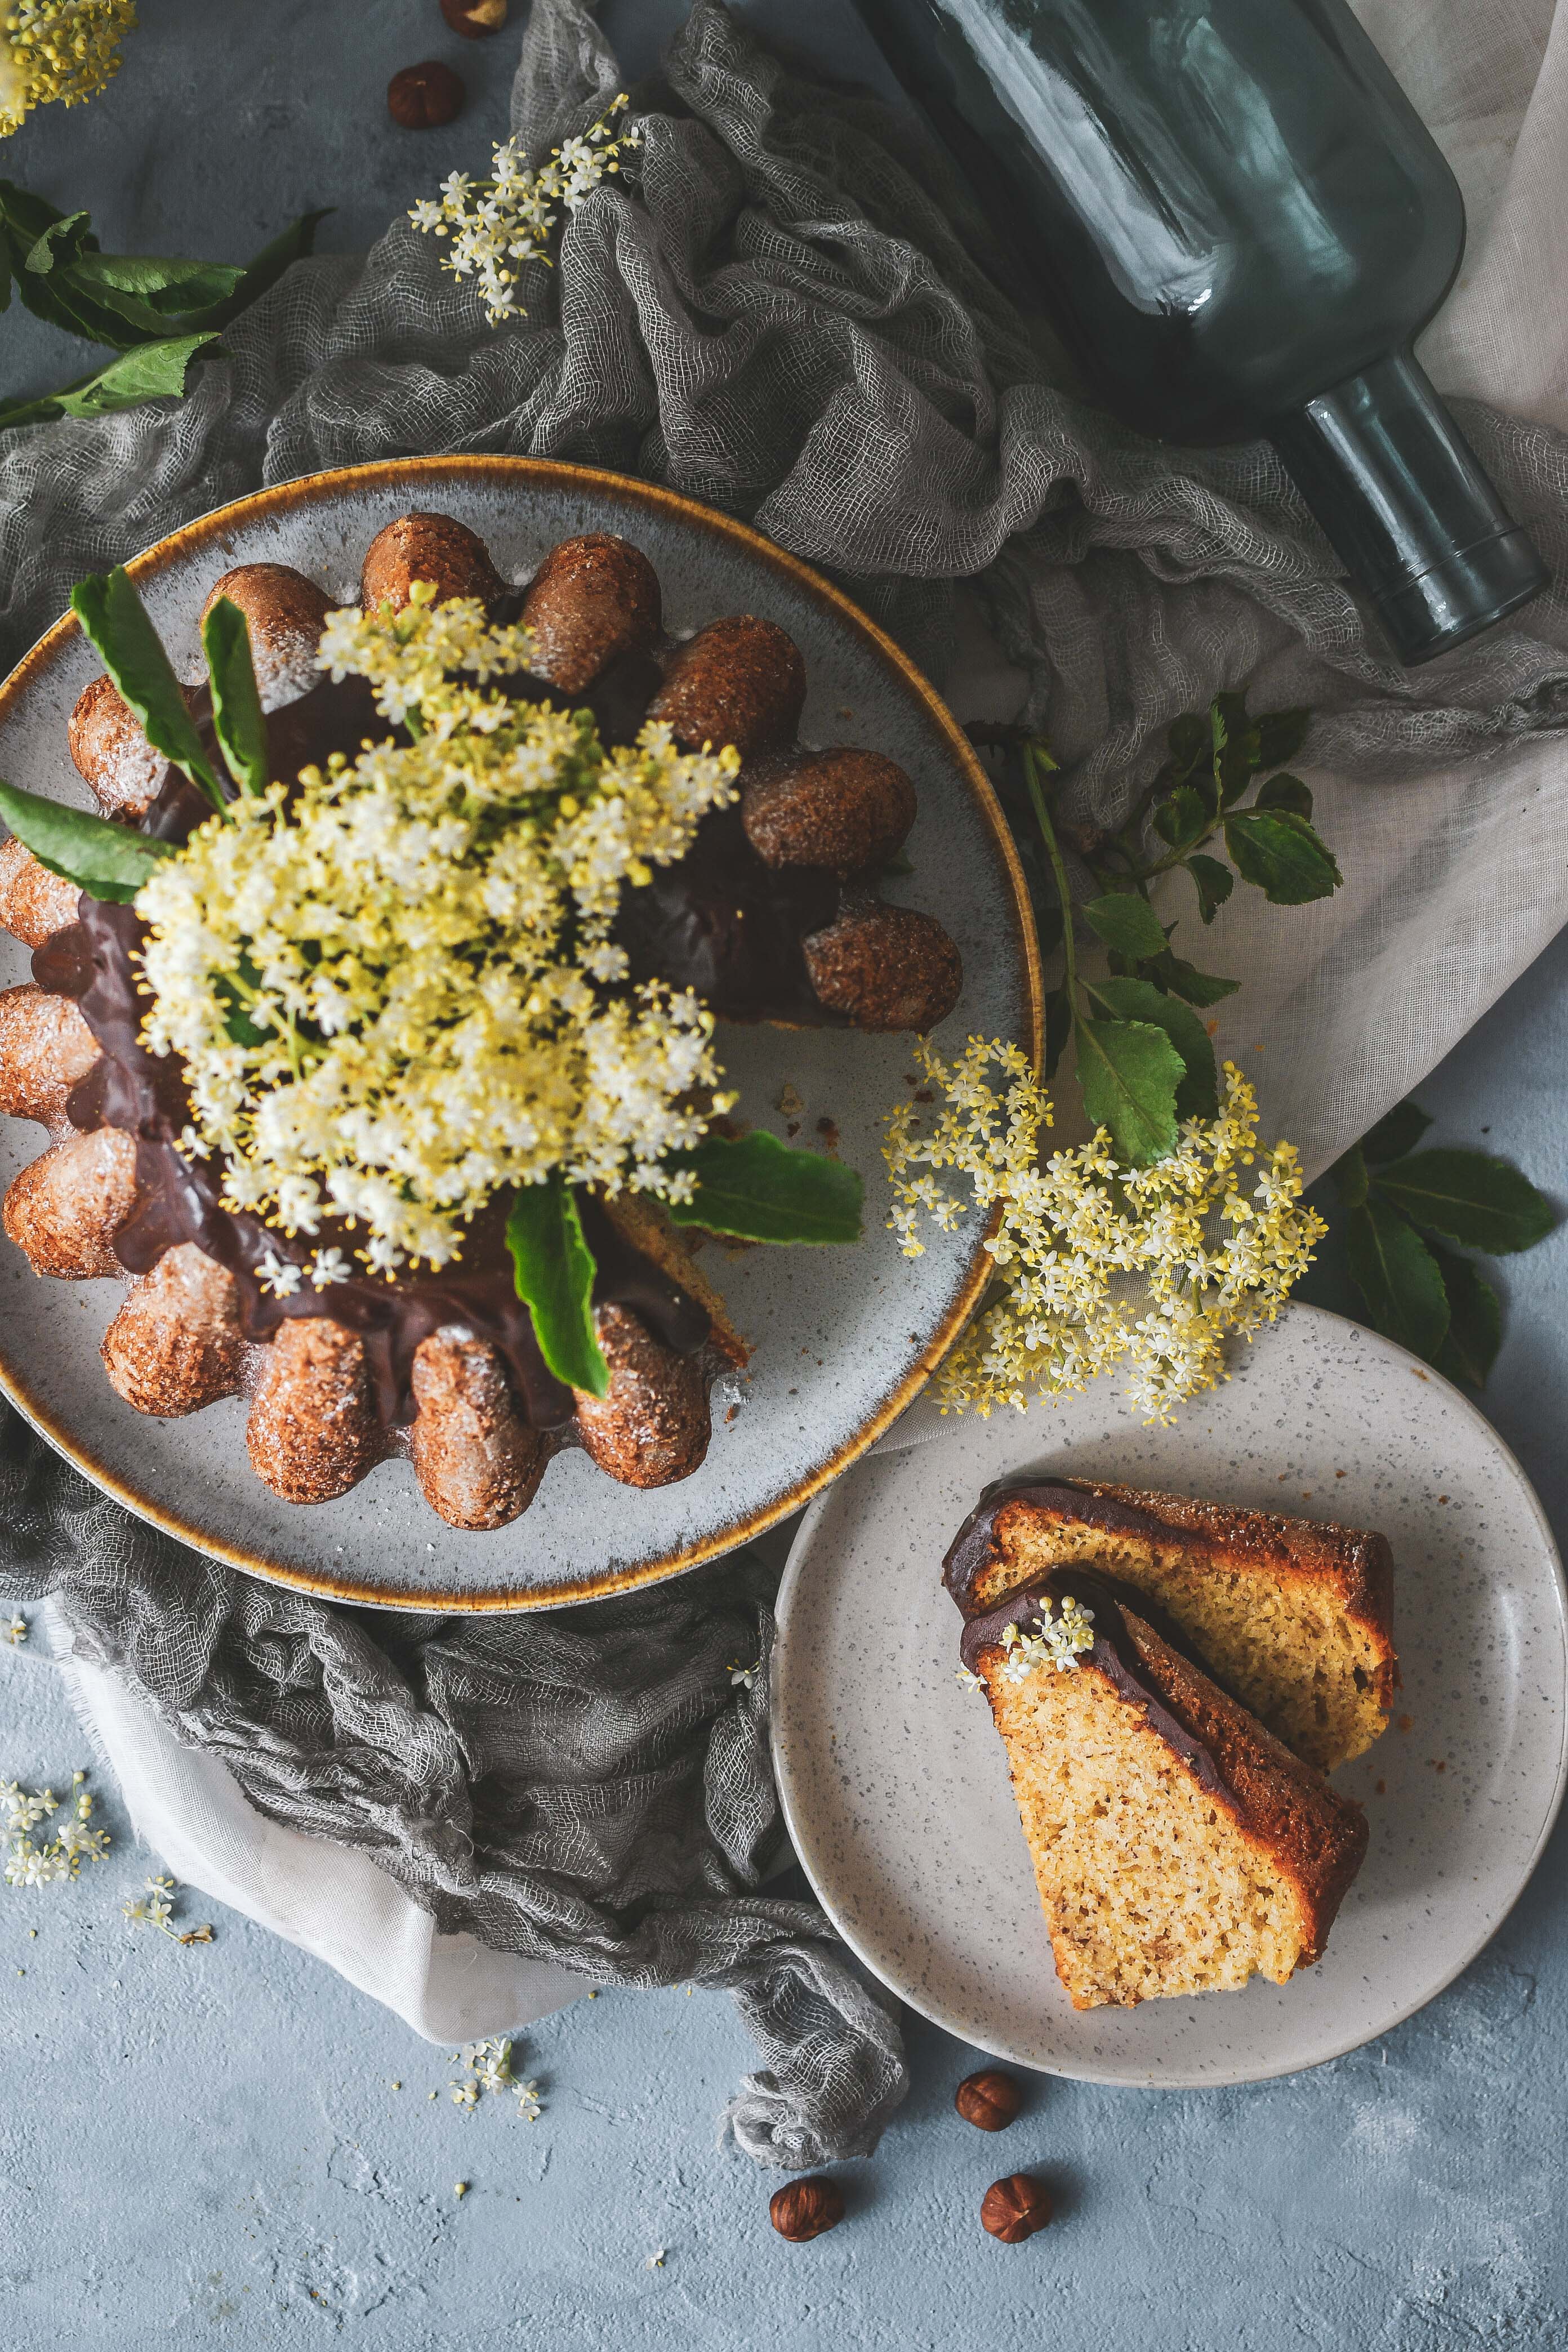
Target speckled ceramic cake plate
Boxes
[772,1304,1568,2086]
[0,457,1039,1610]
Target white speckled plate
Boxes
[772,1304,1568,2085]
[0,458,1038,1610]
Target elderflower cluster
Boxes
[122,1870,213,1945]
[996,1598,1095,1681]
[3,1770,110,1886]
[0,0,134,132]
[410,95,640,326]
[135,586,741,1272]
[449,2037,541,2121]
[885,1040,1324,1423]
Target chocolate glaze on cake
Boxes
[943,1478,1164,1612]
[958,1567,1235,1807]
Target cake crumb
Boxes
[816,1115,840,1154]
[1375,1779,1386,1796]
[1398,1714,1413,1733]
[776,1083,804,1119]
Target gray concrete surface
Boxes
[3,4,1567,2346]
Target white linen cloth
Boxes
[32,0,1568,2045]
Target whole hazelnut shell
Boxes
[769,2176,845,2242]
[387,60,465,129]
[955,2068,1023,2132]
[980,2174,1052,2243]
[441,0,507,33]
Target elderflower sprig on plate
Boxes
[411,95,640,326]
[134,585,741,1273]
[3,1769,112,1886]
[885,1039,1323,1423]
[0,0,135,135]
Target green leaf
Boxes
[1152,783,1210,853]
[1149,950,1239,1008]
[0,333,219,433]
[1075,1015,1184,1165]
[1345,1197,1450,1363]
[1223,807,1342,905]
[1429,1243,1503,1389]
[1362,1099,1432,1165]
[1254,707,1311,768]
[1372,1148,1554,1255]
[505,1180,608,1397]
[1254,772,1313,819]
[1043,983,1072,1081]
[1186,853,1233,925]
[1332,1142,1370,1209]
[1086,975,1217,1121]
[1166,711,1208,782]
[24,211,93,276]
[664,1130,863,1245]
[0,776,176,903]
[70,567,225,814]
[1211,693,1255,808]
[1081,891,1169,961]
[201,598,269,796]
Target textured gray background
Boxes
[2,3,1567,2345]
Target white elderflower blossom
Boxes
[448,2036,542,2121]
[3,1770,112,1890]
[135,587,741,1273]
[5,1612,25,1646]
[884,1042,1324,1423]
[995,1597,1095,1682]
[410,96,640,325]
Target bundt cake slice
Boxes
[957,1570,1369,2009]
[945,1479,1396,1773]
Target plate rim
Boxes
[0,453,1043,1611]
[770,1301,1568,2087]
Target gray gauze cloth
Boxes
[5,0,1568,2167]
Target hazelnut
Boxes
[980,2174,1052,2243]
[387,60,465,129]
[769,2176,845,2242]
[955,2068,1023,2132]
[440,0,507,33]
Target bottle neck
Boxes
[1269,352,1545,665]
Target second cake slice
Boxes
[959,1571,1369,2009]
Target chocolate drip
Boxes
[614,805,843,1024]
[32,673,718,1433]
[958,1568,1234,1806]
[942,1477,1169,1612]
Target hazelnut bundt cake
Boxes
[944,1478,1397,1773]
[956,1568,1369,2009]
[0,510,964,1531]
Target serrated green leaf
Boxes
[663,1129,862,1245]
[0,333,219,434]
[1373,1148,1554,1255]
[71,567,225,814]
[1076,1015,1184,1165]
[1043,983,1072,1081]
[1081,891,1169,961]
[1166,711,1208,781]
[0,776,176,903]
[1186,853,1233,925]
[1429,1242,1502,1388]
[1212,693,1256,808]
[24,211,92,276]
[1254,707,1311,767]
[1345,1196,1450,1363]
[1149,950,1239,1008]
[1361,1100,1432,1165]
[1223,807,1342,904]
[505,1179,608,1396]
[1152,783,1210,853]
[201,598,269,797]
[1332,1141,1370,1208]
[1086,975,1217,1121]
[1254,772,1313,819]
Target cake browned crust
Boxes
[960,1570,1369,2008]
[944,1477,1396,1772]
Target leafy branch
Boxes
[972,695,1342,1164]
[0,180,328,431]
[1330,1101,1554,1386]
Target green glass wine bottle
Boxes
[849,0,1547,663]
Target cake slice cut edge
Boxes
[961,1571,1369,2011]
[944,1478,1396,1774]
